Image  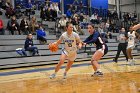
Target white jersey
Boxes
[59,32,80,53]
[128,31,136,46]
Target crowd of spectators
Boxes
[0,1,138,38]
[40,2,60,21]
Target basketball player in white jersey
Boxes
[127,26,139,65]
[50,22,82,79]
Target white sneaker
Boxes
[132,58,136,62]
[49,73,56,79]
[128,59,134,66]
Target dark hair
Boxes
[88,23,94,28]
[26,34,32,39]
[66,22,72,28]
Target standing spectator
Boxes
[24,34,39,56]
[0,18,4,35]
[20,17,29,35]
[113,28,128,63]
[7,16,20,35]
[36,25,47,44]
[30,16,39,34]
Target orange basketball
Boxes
[48,43,58,52]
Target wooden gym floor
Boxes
[0,57,140,93]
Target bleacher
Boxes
[0,32,139,69]
[0,9,139,69]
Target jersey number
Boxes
[68,43,72,47]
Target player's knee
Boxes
[91,58,97,62]
[59,60,65,64]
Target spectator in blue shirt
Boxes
[36,25,47,44]
[66,8,72,18]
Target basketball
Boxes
[48,43,58,52]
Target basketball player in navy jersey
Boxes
[83,24,108,76]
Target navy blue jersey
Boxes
[84,31,107,50]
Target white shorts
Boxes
[62,49,77,61]
[127,44,135,49]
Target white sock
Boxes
[96,69,102,72]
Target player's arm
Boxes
[135,32,140,40]
[124,33,128,40]
[75,34,83,49]
[132,24,140,31]
[83,32,99,44]
[53,35,63,46]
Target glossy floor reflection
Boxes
[0,58,140,93]
[0,72,139,93]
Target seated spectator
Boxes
[0,18,4,35]
[5,1,10,8]
[46,7,53,21]
[29,16,39,35]
[40,7,46,21]
[105,21,110,32]
[90,13,99,24]
[7,16,20,35]
[50,3,57,20]
[100,32,108,43]
[72,16,84,35]
[54,3,60,16]
[24,34,39,56]
[107,32,112,39]
[98,25,104,34]
[20,17,29,35]
[58,15,67,32]
[66,8,72,18]
[79,13,84,22]
[5,5,15,18]
[36,25,47,44]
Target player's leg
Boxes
[129,48,136,63]
[63,53,77,79]
[127,47,134,65]
[114,44,121,63]
[91,49,104,76]
[129,49,133,59]
[55,54,67,72]
[50,54,67,79]
[122,43,128,62]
